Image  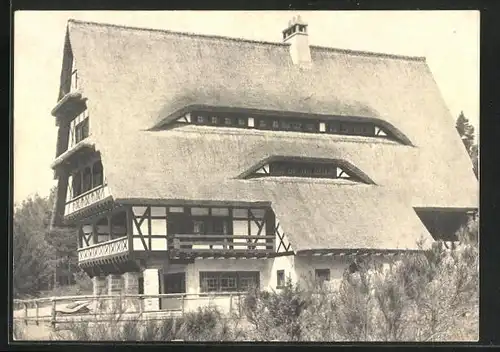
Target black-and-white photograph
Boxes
[12,10,479,342]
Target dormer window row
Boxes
[174,110,397,141]
[245,160,370,183]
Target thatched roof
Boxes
[54,19,478,251]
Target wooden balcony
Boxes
[64,184,111,217]
[167,234,275,259]
[78,237,129,263]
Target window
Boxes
[290,122,302,131]
[82,167,92,193]
[240,274,258,291]
[238,117,247,127]
[233,208,249,218]
[193,220,205,234]
[75,118,89,144]
[315,269,330,282]
[201,275,219,292]
[72,172,82,197]
[348,261,360,274]
[191,207,209,216]
[200,272,259,293]
[172,110,403,143]
[328,121,339,133]
[169,207,184,213]
[220,274,238,292]
[212,208,229,216]
[249,161,359,181]
[277,270,285,288]
[138,277,144,294]
[304,122,316,132]
[92,160,104,188]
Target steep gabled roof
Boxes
[55,19,478,251]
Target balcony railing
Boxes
[167,234,275,257]
[78,237,128,262]
[65,184,111,216]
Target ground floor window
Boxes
[199,271,259,292]
[276,270,285,288]
[315,268,331,282]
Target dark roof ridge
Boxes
[67,18,289,47]
[67,19,426,62]
[310,45,426,62]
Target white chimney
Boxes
[282,15,311,66]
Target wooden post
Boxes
[51,298,57,330]
[108,214,112,241]
[229,294,233,314]
[35,301,39,326]
[23,303,28,326]
[181,294,185,316]
[139,296,143,315]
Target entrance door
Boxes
[162,273,186,310]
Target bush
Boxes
[242,278,309,341]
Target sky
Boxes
[13,10,480,205]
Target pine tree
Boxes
[455,111,478,178]
[455,111,475,154]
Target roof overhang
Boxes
[114,198,272,208]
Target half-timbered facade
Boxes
[50,16,478,311]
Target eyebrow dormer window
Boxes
[240,158,374,184]
[171,109,411,145]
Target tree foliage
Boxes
[455,111,478,178]
[13,193,55,297]
[13,187,78,297]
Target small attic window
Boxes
[239,157,376,184]
[244,159,368,182]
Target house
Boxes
[50,16,478,312]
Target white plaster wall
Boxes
[294,255,352,289]
[267,255,296,291]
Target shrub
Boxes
[241,279,309,341]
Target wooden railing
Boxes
[13,292,247,329]
[168,234,275,254]
[65,184,111,216]
[78,237,128,262]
